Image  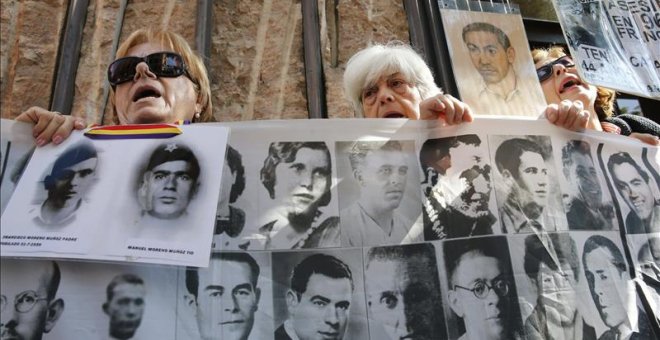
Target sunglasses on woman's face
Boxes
[536,56,575,82]
[107,52,191,86]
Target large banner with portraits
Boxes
[1,121,229,267]
[1,117,659,339]
[552,0,660,99]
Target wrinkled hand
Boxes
[16,106,85,146]
[544,100,593,131]
[419,94,474,125]
[629,132,660,146]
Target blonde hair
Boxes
[110,28,213,123]
[531,46,615,120]
[343,42,441,117]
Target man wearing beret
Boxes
[34,142,98,226]
[138,142,200,220]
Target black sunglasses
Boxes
[107,52,191,86]
[536,56,575,82]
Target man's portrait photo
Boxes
[419,134,496,240]
[637,235,660,281]
[556,0,607,50]
[561,140,615,230]
[256,141,339,249]
[492,136,566,234]
[32,142,98,227]
[607,151,660,234]
[137,142,200,221]
[582,234,654,339]
[522,233,597,340]
[636,234,660,320]
[364,243,446,340]
[337,140,422,247]
[214,145,250,250]
[439,10,546,117]
[103,274,146,340]
[271,250,366,340]
[444,236,523,340]
[185,252,265,340]
[1,259,64,340]
[1,137,34,215]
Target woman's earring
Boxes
[194,112,201,121]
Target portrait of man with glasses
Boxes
[444,236,523,340]
[0,259,64,340]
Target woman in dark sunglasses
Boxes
[533,46,659,145]
[16,28,213,146]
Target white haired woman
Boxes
[343,42,474,124]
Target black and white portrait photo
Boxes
[31,142,98,228]
[0,259,65,340]
[636,234,660,281]
[1,120,35,214]
[606,151,660,234]
[630,233,660,320]
[137,142,200,222]
[555,0,608,51]
[444,236,523,340]
[440,9,546,116]
[520,233,597,340]
[337,140,422,247]
[102,274,147,340]
[491,135,566,234]
[254,141,339,250]
[561,140,615,230]
[364,243,446,340]
[419,134,497,240]
[213,145,250,251]
[181,251,273,340]
[580,234,655,339]
[271,249,367,340]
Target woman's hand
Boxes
[544,100,600,131]
[419,94,474,125]
[629,132,660,146]
[16,107,85,146]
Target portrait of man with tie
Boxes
[493,136,565,233]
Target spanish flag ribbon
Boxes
[84,124,182,140]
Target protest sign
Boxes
[1,117,658,339]
[1,122,229,267]
[552,0,660,98]
[440,8,548,117]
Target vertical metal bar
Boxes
[403,0,429,60]
[99,0,128,124]
[301,0,327,119]
[423,0,459,97]
[195,0,213,68]
[50,0,89,114]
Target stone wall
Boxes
[1,1,556,123]
[1,0,68,119]
[0,0,412,123]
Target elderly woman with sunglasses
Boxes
[16,28,212,146]
[344,42,474,123]
[534,46,659,145]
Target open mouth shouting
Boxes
[132,84,162,102]
[381,111,406,118]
